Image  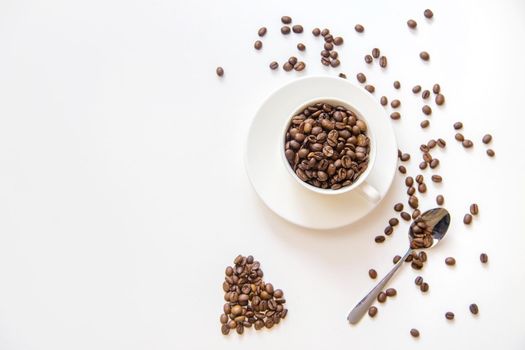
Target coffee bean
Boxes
[334,37,344,45]
[281,16,292,24]
[437,138,446,148]
[430,158,439,169]
[418,183,427,193]
[392,81,400,90]
[412,209,421,219]
[435,94,445,105]
[254,40,263,50]
[420,120,430,128]
[420,282,429,292]
[375,235,386,243]
[281,26,291,34]
[330,59,340,67]
[480,253,488,263]
[412,85,422,93]
[379,56,388,68]
[455,133,465,142]
[292,24,303,33]
[386,288,397,296]
[422,90,430,99]
[384,225,393,236]
[400,151,411,161]
[368,306,378,317]
[321,28,329,36]
[410,328,420,338]
[377,292,387,303]
[329,51,338,59]
[463,214,473,225]
[398,165,407,174]
[424,9,434,18]
[409,196,419,209]
[427,139,437,148]
[407,186,416,196]
[357,73,366,83]
[369,269,377,279]
[405,177,414,187]
[390,112,401,120]
[422,105,432,115]
[269,61,279,70]
[419,51,430,61]
[391,99,400,108]
[445,257,456,266]
[401,212,411,221]
[486,149,495,157]
[431,175,442,183]
[365,54,373,64]
[355,24,365,33]
[470,203,479,215]
[312,27,321,36]
[469,303,479,315]
[297,43,306,51]
[415,276,423,286]
[436,194,444,205]
[482,134,492,144]
[324,34,333,43]
[258,27,267,37]
[216,67,224,77]
[418,161,428,170]
[294,61,306,71]
[324,42,334,51]
[394,203,404,212]
[338,73,347,79]
[407,19,417,29]
[432,83,441,94]
[283,62,293,71]
[454,122,463,130]
[365,85,375,93]
[372,48,380,59]
[389,218,399,226]
[462,139,473,148]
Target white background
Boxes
[1,0,525,349]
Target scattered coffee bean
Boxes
[409,196,419,209]
[379,56,388,68]
[462,139,473,148]
[365,54,373,64]
[420,120,430,128]
[288,56,297,65]
[393,81,401,89]
[254,40,263,50]
[401,212,411,221]
[445,257,456,266]
[415,276,423,286]
[324,42,334,51]
[420,282,429,292]
[469,303,479,315]
[281,26,291,34]
[412,85,422,93]
[401,153,411,162]
[431,175,443,183]
[216,67,224,77]
[437,138,446,148]
[324,34,334,43]
[418,183,427,193]
[355,24,365,33]
[463,214,473,225]
[329,51,338,59]
[419,51,430,61]
[407,187,416,196]
[369,269,378,279]
[365,84,375,93]
[389,218,399,226]
[398,165,407,174]
[482,134,492,144]
[470,203,479,215]
[394,203,404,212]
[480,253,488,264]
[432,83,441,94]
[386,288,397,296]
[455,133,465,142]
[435,94,445,105]
[445,312,455,320]
[294,61,306,71]
[454,122,463,130]
[405,176,414,187]
[334,37,344,45]
[422,105,432,115]
[380,96,388,106]
[384,225,394,236]
[321,28,329,36]
[375,235,386,243]
[377,292,387,303]
[391,99,401,108]
[412,209,421,219]
[410,328,420,338]
[393,255,401,264]
[283,62,293,71]
[258,27,267,37]
[357,73,367,83]
[407,19,417,29]
[292,24,303,33]
[390,112,401,120]
[368,306,378,317]
[486,149,495,157]
[338,73,347,79]
[281,16,292,24]
[372,48,380,58]
[436,194,444,205]
[269,61,279,70]
[297,43,306,51]
[424,9,434,19]
[422,90,430,99]
[312,27,321,36]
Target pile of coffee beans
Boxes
[220,255,287,335]
[284,102,370,190]
[409,217,434,249]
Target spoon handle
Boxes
[347,248,412,324]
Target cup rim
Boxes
[281,96,377,195]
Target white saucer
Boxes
[244,76,398,229]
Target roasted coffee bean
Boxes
[405,176,414,187]
[390,112,401,120]
[355,24,365,33]
[420,282,429,292]
[288,56,298,65]
[415,276,423,286]
[418,183,427,193]
[431,175,443,183]
[292,24,303,33]
[400,153,410,161]
[334,37,344,45]
[321,28,330,36]
[379,56,388,68]
[312,27,321,36]
[377,292,387,303]
[454,122,463,130]
[368,269,377,279]
[407,187,416,196]
[294,61,306,71]
[469,303,479,315]
[437,138,446,148]
[407,19,417,29]
[258,27,267,37]
[281,26,291,34]
[338,73,347,79]
[393,81,401,89]
[365,85,375,93]
[455,133,465,141]
[321,49,330,58]
[470,203,479,215]
[254,40,263,50]
[412,209,421,219]
[386,288,397,296]
[422,105,432,115]
[432,83,441,94]
[486,149,495,157]
[463,214,473,225]
[365,54,373,64]
[389,218,399,226]
[384,225,394,236]
[462,140,473,148]
[436,194,444,205]
[216,67,224,77]
[430,159,439,169]
[401,212,411,221]
[372,48,380,58]
[435,94,445,105]
[329,51,338,59]
[409,196,419,209]
[445,312,455,320]
[357,73,366,83]
[391,99,400,108]
[445,257,456,266]
[394,203,404,212]
[324,42,334,51]
[412,85,422,93]
[378,96,387,106]
[428,139,437,148]
[420,120,430,128]
[420,51,430,61]
[330,59,340,67]
[419,161,427,170]
[269,61,279,70]
[480,253,488,263]
[375,235,386,243]
[424,9,434,18]
[482,134,492,144]
[297,43,306,51]
[398,165,407,174]
[283,62,293,71]
[422,90,430,99]
[281,16,292,24]
[368,306,378,317]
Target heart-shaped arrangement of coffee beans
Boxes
[220,254,287,335]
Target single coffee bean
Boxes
[297,43,306,51]
[445,312,455,320]
[480,253,488,263]
[428,139,437,148]
[436,194,444,205]
[294,61,306,71]
[437,138,446,148]
[410,328,420,338]
[398,165,407,174]
[435,94,445,105]
[269,61,279,70]
[372,48,380,59]
[375,235,385,243]
[424,9,434,18]
[412,85,422,93]
[445,257,456,266]
[312,27,321,36]
[405,177,414,187]
[292,24,303,33]
[394,203,404,212]
[482,134,492,144]
[365,85,375,93]
[415,276,423,286]
[419,51,430,61]
[377,292,387,303]
[420,120,430,128]
[254,40,263,50]
[415,174,423,184]
[389,218,399,226]
[390,112,401,120]
[369,269,377,279]
[463,214,473,225]
[430,158,439,169]
[365,54,373,64]
[380,96,388,106]
[412,209,421,219]
[386,288,397,296]
[393,81,401,89]
[420,282,429,292]
[216,67,224,77]
[330,59,340,67]
[324,42,334,51]
[455,133,465,142]
[401,212,411,221]
[338,73,347,79]
[486,149,495,157]
[422,90,430,99]
[384,225,393,236]
[422,105,432,115]
[391,99,400,108]
[379,56,387,68]
[368,306,378,317]
[329,51,338,59]
[281,26,291,34]
[258,27,267,37]
[470,203,479,215]
[324,34,333,43]
[462,139,473,148]
[454,122,463,130]
[355,24,365,33]
[431,175,442,183]
[283,62,293,71]
[409,196,419,209]
[392,255,401,264]
[281,16,292,24]
[288,56,297,65]
[469,303,479,315]
[432,83,441,94]
[334,37,344,45]
[407,19,417,29]
[419,161,427,169]
[321,28,329,36]
[357,73,366,83]
[418,183,427,193]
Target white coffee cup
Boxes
[281,97,381,202]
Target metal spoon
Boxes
[347,208,451,324]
